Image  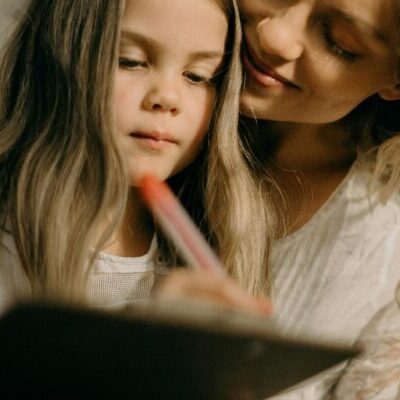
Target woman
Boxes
[237,0,400,398]
[163,0,400,398]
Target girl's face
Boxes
[114,0,227,185]
[239,0,400,124]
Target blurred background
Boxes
[0,0,28,52]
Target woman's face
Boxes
[239,0,400,124]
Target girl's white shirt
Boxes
[87,237,165,309]
[269,155,400,399]
[0,233,166,313]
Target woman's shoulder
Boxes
[345,155,400,233]
[275,154,400,250]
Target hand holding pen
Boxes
[140,174,272,315]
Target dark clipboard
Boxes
[0,301,357,399]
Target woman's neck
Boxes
[102,188,154,258]
[246,118,358,234]
[250,119,357,172]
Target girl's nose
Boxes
[256,6,308,62]
[142,79,181,115]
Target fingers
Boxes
[155,269,272,316]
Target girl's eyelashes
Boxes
[321,22,361,63]
[118,57,220,85]
[118,57,147,70]
[183,71,214,85]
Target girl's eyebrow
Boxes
[120,30,224,61]
[120,30,161,51]
[187,51,225,63]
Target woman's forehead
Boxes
[323,0,396,42]
[241,0,400,53]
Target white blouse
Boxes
[333,295,400,399]
[269,156,400,399]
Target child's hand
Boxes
[155,269,272,316]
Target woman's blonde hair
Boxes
[361,1,400,200]
[0,0,276,301]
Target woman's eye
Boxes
[118,57,147,70]
[321,23,360,63]
[183,71,213,85]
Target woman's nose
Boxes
[256,6,308,62]
[142,78,181,115]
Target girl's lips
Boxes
[131,131,177,143]
[130,131,177,150]
[243,47,300,91]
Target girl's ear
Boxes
[378,83,400,101]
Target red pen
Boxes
[140,174,226,277]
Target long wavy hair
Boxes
[167,0,277,295]
[205,0,277,295]
[0,0,276,301]
[0,0,127,302]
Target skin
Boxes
[114,0,227,185]
[239,0,400,124]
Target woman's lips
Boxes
[243,46,300,91]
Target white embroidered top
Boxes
[0,232,165,314]
[268,156,400,399]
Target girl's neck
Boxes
[102,188,154,258]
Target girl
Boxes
[0,0,270,313]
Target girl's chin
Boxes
[128,171,169,188]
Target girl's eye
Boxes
[183,71,213,85]
[118,57,147,70]
[321,23,360,63]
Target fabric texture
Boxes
[0,231,165,313]
[333,296,400,400]
[268,155,400,399]
[87,237,165,309]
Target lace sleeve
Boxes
[332,299,400,399]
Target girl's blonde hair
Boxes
[0,0,127,302]
[206,0,276,295]
[0,0,276,301]
[167,0,277,295]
